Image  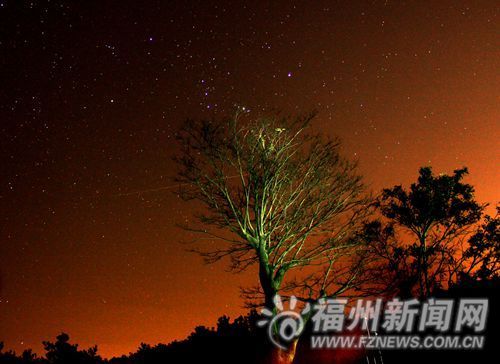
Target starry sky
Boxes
[0,0,498,358]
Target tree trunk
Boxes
[259,259,277,311]
[264,340,298,364]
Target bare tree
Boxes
[175,111,370,363]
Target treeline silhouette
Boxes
[2,165,498,363]
[1,278,498,364]
[0,310,268,364]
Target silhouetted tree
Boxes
[43,333,102,364]
[0,344,44,364]
[360,167,485,298]
[175,111,371,362]
[454,205,500,281]
[120,310,265,364]
[3,301,498,364]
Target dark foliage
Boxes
[0,311,268,364]
[358,167,493,298]
[2,166,497,364]
[2,278,498,364]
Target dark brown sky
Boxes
[0,0,498,358]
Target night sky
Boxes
[0,0,498,358]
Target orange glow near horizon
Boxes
[0,1,498,359]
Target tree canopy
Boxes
[361,166,488,298]
[175,111,370,309]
